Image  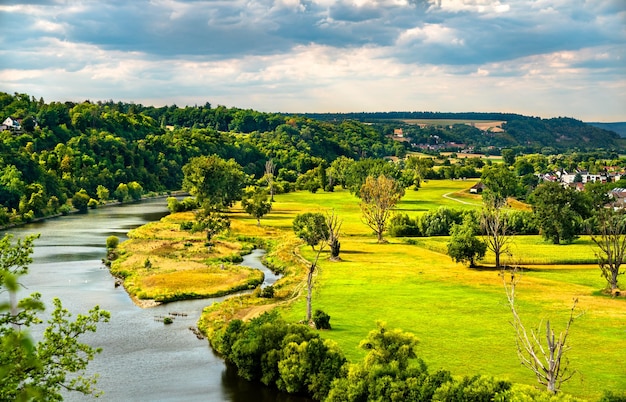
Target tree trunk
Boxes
[495,251,500,269]
[306,264,314,322]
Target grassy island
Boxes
[109,211,266,303]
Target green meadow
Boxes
[223,179,625,400]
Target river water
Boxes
[4,198,309,402]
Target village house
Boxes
[609,188,626,209]
[2,117,22,132]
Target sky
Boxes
[1,0,624,121]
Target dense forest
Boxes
[0,91,622,225]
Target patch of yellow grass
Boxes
[111,212,264,304]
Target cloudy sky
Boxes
[1,0,624,121]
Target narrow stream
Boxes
[3,199,309,401]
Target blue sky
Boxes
[1,0,624,121]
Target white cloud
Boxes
[0,0,623,120]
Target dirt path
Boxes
[442,192,481,206]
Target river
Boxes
[4,198,310,402]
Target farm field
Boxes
[400,118,505,132]
[222,179,625,400]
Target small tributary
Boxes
[4,198,309,402]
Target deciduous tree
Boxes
[447,214,486,268]
[481,194,512,269]
[502,268,579,394]
[293,212,328,250]
[530,182,591,244]
[241,186,272,226]
[182,155,248,210]
[192,208,230,246]
[0,234,110,400]
[359,175,405,243]
[264,159,276,202]
[590,209,626,293]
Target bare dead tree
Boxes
[264,159,276,202]
[502,267,580,393]
[590,209,626,293]
[481,196,512,268]
[305,210,343,325]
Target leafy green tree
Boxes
[241,186,272,226]
[96,185,109,203]
[114,183,129,203]
[481,164,520,207]
[447,214,487,268]
[21,116,36,132]
[327,156,355,189]
[360,175,405,243]
[0,234,110,400]
[192,208,230,246]
[127,181,143,201]
[295,169,322,193]
[530,182,591,244]
[326,322,452,402]
[293,212,328,250]
[404,155,435,189]
[71,189,90,213]
[182,155,248,210]
[501,148,516,166]
[481,197,513,269]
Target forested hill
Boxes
[587,122,626,138]
[0,91,622,223]
[296,111,622,150]
[0,92,401,221]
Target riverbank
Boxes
[0,192,180,232]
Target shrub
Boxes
[210,311,345,400]
[106,235,119,249]
[389,213,421,237]
[88,198,98,209]
[419,207,464,236]
[163,317,173,325]
[179,221,193,231]
[313,309,331,330]
[432,375,511,401]
[258,285,274,298]
[59,204,71,216]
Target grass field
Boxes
[216,180,626,400]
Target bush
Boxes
[59,204,71,216]
[210,311,345,400]
[179,221,193,231]
[419,207,464,236]
[432,375,511,401]
[106,236,119,249]
[258,285,274,298]
[71,190,91,213]
[313,309,331,330]
[389,213,421,237]
[88,198,98,209]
